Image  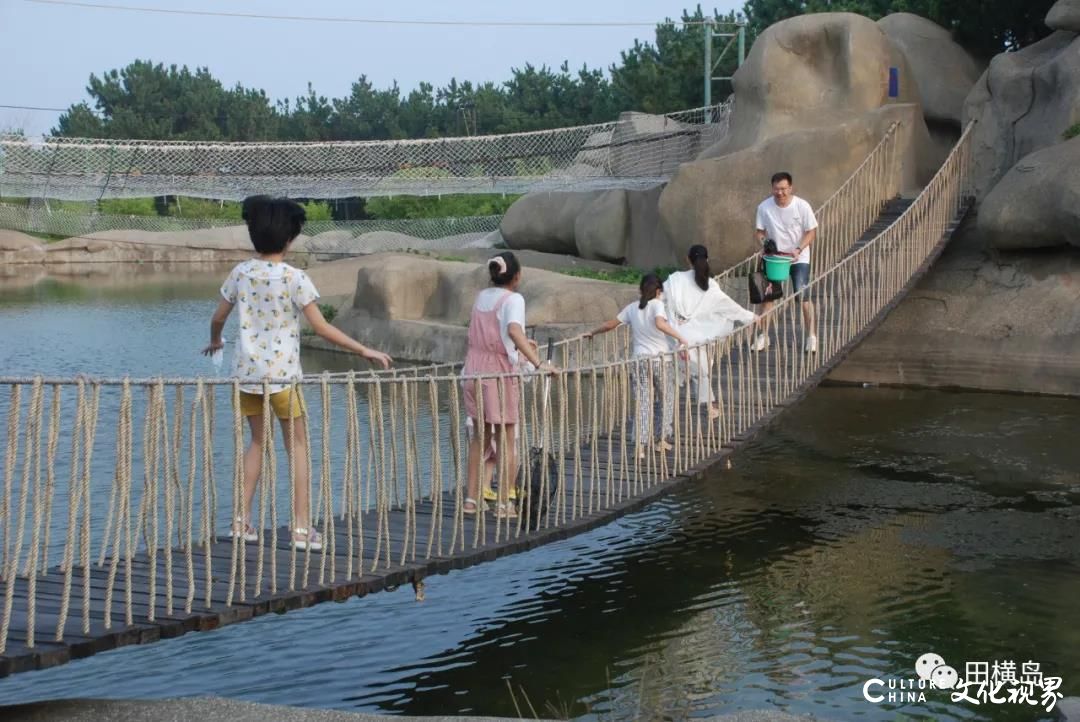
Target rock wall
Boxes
[661,104,934,269]
[963,29,1080,198]
[832,3,1080,396]
[501,12,982,272]
[830,219,1080,396]
[325,253,637,363]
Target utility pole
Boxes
[703,19,747,121]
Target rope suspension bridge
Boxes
[0,118,975,677]
[0,101,730,253]
[0,103,731,202]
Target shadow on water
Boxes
[0,267,1077,721]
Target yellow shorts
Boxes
[239,388,306,419]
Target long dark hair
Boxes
[488,251,521,286]
[688,244,710,291]
[638,273,662,309]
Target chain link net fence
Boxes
[0,102,731,202]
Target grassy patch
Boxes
[21,230,68,243]
[1065,123,1080,141]
[318,302,337,324]
[556,265,678,285]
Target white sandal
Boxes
[292,527,323,552]
[230,517,258,543]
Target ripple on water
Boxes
[0,278,1077,721]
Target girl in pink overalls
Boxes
[463,252,556,517]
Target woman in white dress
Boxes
[663,245,757,419]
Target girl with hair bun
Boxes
[663,245,757,420]
[462,251,557,517]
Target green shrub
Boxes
[1064,123,1080,140]
[99,197,158,216]
[300,200,333,221]
[366,193,518,219]
[318,303,337,324]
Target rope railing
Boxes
[712,121,902,308]
[0,122,972,655]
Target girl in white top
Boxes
[585,274,688,457]
[663,245,757,419]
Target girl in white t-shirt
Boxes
[585,274,688,458]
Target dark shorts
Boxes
[790,263,811,294]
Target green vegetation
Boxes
[167,197,242,219]
[366,194,518,220]
[51,4,1047,146]
[2,196,335,222]
[52,8,738,143]
[558,266,679,285]
[98,197,158,215]
[318,303,337,324]
[300,201,333,221]
[1065,124,1080,141]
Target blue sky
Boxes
[1,0,743,135]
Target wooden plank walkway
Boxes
[0,197,971,679]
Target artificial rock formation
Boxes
[963,30,1080,199]
[660,12,942,268]
[1046,0,1080,32]
[877,13,985,127]
[976,137,1080,251]
[660,104,933,269]
[324,254,636,362]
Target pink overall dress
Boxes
[463,290,520,425]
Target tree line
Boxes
[53,1,1052,143]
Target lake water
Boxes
[0,266,1077,721]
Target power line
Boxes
[0,103,69,112]
[23,0,723,27]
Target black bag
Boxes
[519,445,558,528]
[749,258,784,304]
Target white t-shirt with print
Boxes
[755,196,819,264]
[221,259,319,393]
[473,287,526,363]
[617,298,670,358]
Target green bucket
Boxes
[763,255,793,282]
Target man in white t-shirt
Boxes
[752,171,819,353]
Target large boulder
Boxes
[573,129,614,170]
[660,104,934,269]
[963,31,1080,199]
[713,12,920,156]
[1047,0,1080,32]
[500,191,602,255]
[0,229,46,263]
[878,13,985,126]
[0,229,42,251]
[624,185,676,269]
[327,254,637,362]
[609,111,697,177]
[345,254,633,325]
[574,190,629,262]
[977,137,1080,250]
